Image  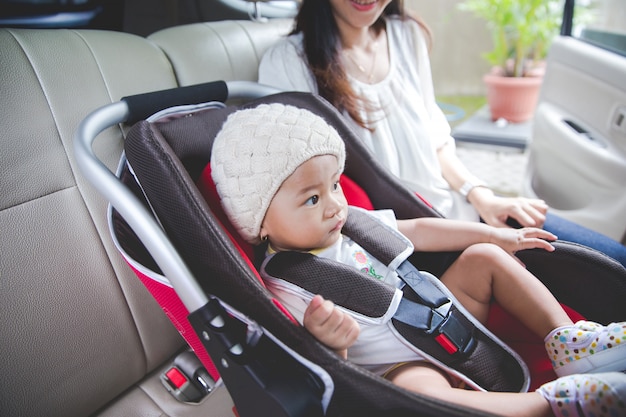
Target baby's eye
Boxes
[332,181,341,191]
[305,195,319,206]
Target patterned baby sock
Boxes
[536,372,626,417]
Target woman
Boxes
[258,0,626,268]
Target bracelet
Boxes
[458,179,489,202]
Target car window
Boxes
[568,0,626,56]
[0,0,298,33]
[0,0,122,30]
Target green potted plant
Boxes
[458,0,562,122]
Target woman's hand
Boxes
[469,187,548,228]
[437,143,548,229]
[303,295,360,359]
[489,226,557,256]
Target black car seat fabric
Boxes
[120,90,626,416]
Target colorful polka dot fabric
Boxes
[546,321,626,377]
[537,372,626,417]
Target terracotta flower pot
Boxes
[483,73,543,123]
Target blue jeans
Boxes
[543,212,626,269]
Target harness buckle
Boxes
[430,303,475,356]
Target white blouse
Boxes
[259,17,478,221]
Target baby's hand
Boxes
[303,295,360,359]
[490,226,557,256]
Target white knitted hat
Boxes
[211,103,346,245]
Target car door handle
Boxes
[564,119,605,147]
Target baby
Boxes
[211,103,626,417]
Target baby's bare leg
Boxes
[386,362,552,417]
[440,243,572,338]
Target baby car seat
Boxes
[75,81,626,417]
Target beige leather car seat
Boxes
[0,19,290,417]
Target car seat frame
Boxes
[75,81,626,417]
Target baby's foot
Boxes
[536,372,626,417]
[546,321,626,377]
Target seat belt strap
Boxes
[263,208,529,392]
[392,297,432,331]
[396,261,449,308]
[394,261,476,356]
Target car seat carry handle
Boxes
[121,81,282,125]
[121,81,228,124]
[75,81,282,313]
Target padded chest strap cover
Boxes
[263,207,529,393]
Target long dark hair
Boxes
[292,0,430,129]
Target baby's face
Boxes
[261,155,348,252]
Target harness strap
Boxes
[396,261,449,308]
[395,261,476,356]
[263,207,529,392]
[265,250,397,319]
[344,208,477,356]
[342,208,407,266]
[393,296,432,331]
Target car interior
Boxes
[522,34,626,243]
[1,0,625,416]
[0,16,293,417]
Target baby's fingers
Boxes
[303,295,360,351]
[303,295,334,329]
[517,228,557,252]
[520,227,557,241]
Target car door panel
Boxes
[523,36,626,243]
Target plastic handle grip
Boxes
[121,81,229,124]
